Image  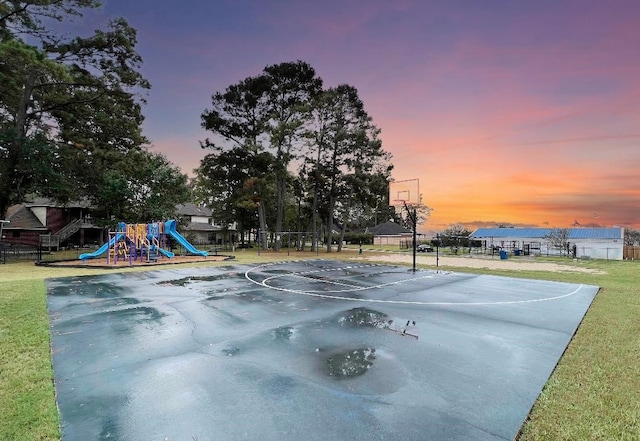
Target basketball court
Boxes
[46,260,598,440]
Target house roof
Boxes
[5,205,46,230]
[23,197,91,208]
[183,222,221,232]
[367,221,412,235]
[471,227,623,240]
[176,203,212,217]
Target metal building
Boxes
[470,227,624,260]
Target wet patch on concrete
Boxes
[325,347,376,378]
[158,272,242,286]
[47,260,599,441]
[337,307,392,328]
[272,325,295,341]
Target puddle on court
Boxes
[337,307,393,329]
[110,306,166,322]
[222,346,240,356]
[233,290,288,304]
[57,394,128,440]
[325,347,376,379]
[273,326,295,341]
[264,268,297,274]
[157,273,242,286]
[48,281,129,299]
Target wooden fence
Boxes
[623,246,640,260]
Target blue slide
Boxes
[165,220,208,257]
[79,233,125,260]
[157,247,175,258]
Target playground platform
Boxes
[46,260,598,441]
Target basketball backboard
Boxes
[389,178,420,209]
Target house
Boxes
[367,221,413,246]
[470,227,624,260]
[175,203,236,245]
[2,198,102,248]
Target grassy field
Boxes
[1,250,638,439]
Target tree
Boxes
[438,223,472,253]
[544,227,572,256]
[262,61,322,249]
[1,1,100,39]
[126,150,190,222]
[88,150,189,225]
[304,85,393,251]
[200,62,395,252]
[0,2,151,219]
[201,61,322,250]
[624,228,640,246]
[395,203,432,231]
[191,147,276,245]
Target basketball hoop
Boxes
[389,179,420,272]
[389,179,420,207]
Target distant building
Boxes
[470,227,624,260]
[2,198,102,248]
[367,221,413,246]
[175,203,236,245]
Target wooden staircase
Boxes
[55,219,82,242]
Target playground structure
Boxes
[79,219,208,264]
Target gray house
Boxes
[470,227,624,260]
[175,203,236,245]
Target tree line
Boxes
[1,1,400,247]
[193,61,395,251]
[0,0,189,225]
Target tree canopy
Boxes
[624,227,640,246]
[199,61,395,250]
[0,0,188,222]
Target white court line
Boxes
[260,268,436,294]
[272,273,365,289]
[244,262,585,306]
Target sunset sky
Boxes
[75,0,640,232]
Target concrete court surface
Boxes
[46,259,599,441]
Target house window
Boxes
[12,231,20,238]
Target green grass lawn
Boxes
[1,251,638,439]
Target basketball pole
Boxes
[412,207,417,272]
[403,201,417,272]
[390,178,419,272]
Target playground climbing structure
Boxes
[79,220,208,264]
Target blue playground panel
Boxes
[47,260,598,441]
